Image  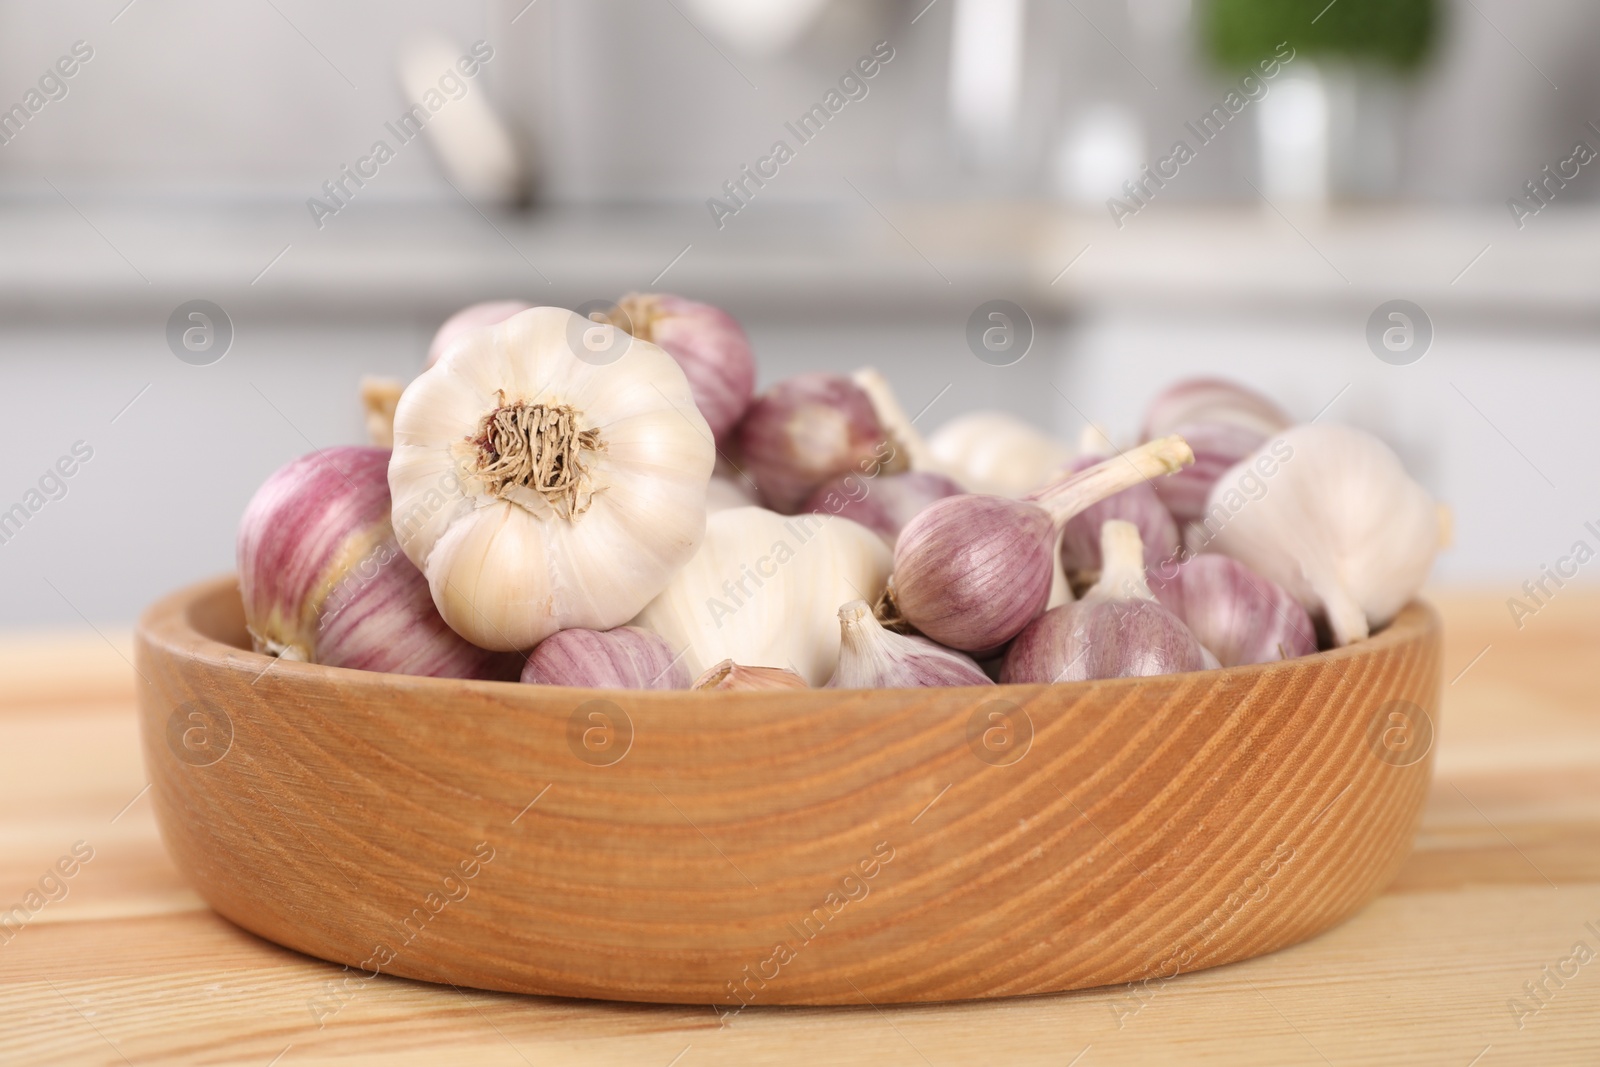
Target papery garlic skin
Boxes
[632,507,891,686]
[390,306,716,651]
[1204,423,1439,646]
[891,436,1194,652]
[607,293,756,445]
[1001,520,1206,683]
[1150,421,1269,526]
[737,373,903,513]
[1150,554,1316,666]
[360,376,406,448]
[521,626,688,689]
[928,411,1074,497]
[1142,378,1292,441]
[799,470,965,545]
[1057,455,1180,580]
[830,601,992,688]
[707,473,762,513]
[426,300,532,368]
[693,660,809,691]
[238,446,514,679]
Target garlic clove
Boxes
[830,600,992,688]
[238,446,515,680]
[1056,455,1181,583]
[928,410,1075,497]
[736,373,904,513]
[693,659,809,691]
[1149,554,1317,666]
[1000,520,1207,683]
[390,306,716,651]
[890,435,1194,652]
[632,506,891,686]
[1141,377,1292,441]
[426,300,533,369]
[521,625,689,689]
[798,470,965,545]
[607,293,756,446]
[1202,422,1440,646]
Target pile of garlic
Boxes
[240,303,1443,690]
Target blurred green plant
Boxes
[1202,0,1440,73]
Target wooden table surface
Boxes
[2,590,1597,1066]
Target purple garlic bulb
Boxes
[890,436,1194,652]
[1057,454,1181,579]
[608,293,756,446]
[1001,520,1207,683]
[1149,554,1317,667]
[237,446,516,679]
[737,373,902,513]
[521,626,690,689]
[800,470,966,545]
[829,601,992,688]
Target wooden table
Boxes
[3,591,1597,1066]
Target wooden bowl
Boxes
[136,575,1440,1007]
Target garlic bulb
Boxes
[693,660,808,691]
[389,306,716,651]
[1142,378,1292,441]
[889,435,1193,652]
[830,601,992,688]
[1149,554,1315,666]
[1001,520,1207,683]
[1204,423,1439,646]
[238,446,514,679]
[360,376,406,448]
[426,300,532,368]
[521,626,689,689]
[737,373,904,513]
[927,411,1074,497]
[604,293,756,446]
[632,506,891,686]
[1056,455,1180,581]
[799,470,965,545]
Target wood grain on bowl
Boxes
[135,575,1440,1007]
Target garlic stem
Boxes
[1084,520,1154,604]
[1026,435,1194,527]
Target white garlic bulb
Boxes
[631,507,891,685]
[928,411,1073,497]
[389,306,716,651]
[1204,422,1440,647]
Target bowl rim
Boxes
[137,573,1439,704]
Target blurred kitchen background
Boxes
[1,0,1597,625]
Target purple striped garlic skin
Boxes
[521,626,689,689]
[610,293,756,446]
[237,446,515,679]
[738,373,899,514]
[891,494,1056,653]
[800,470,966,545]
[999,598,1207,683]
[1150,421,1269,527]
[1141,377,1292,441]
[1149,553,1317,667]
[426,300,532,368]
[829,600,992,688]
[1057,454,1180,578]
